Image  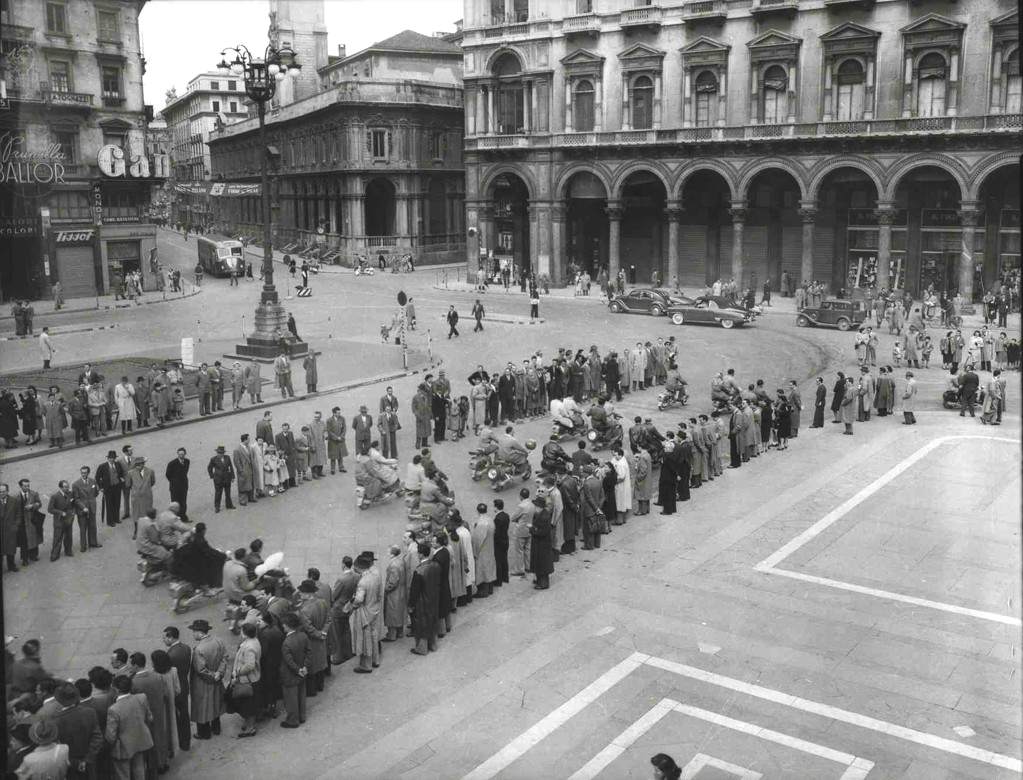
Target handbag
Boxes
[230,680,254,699]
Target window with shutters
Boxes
[1005,48,1021,113]
[212,100,220,112]
[97,10,119,42]
[694,70,717,128]
[53,130,77,164]
[210,80,220,90]
[916,52,947,117]
[761,65,786,124]
[102,66,123,104]
[48,60,71,92]
[835,59,865,121]
[46,2,67,34]
[631,75,654,129]
[573,79,595,131]
[228,80,237,90]
[369,128,389,159]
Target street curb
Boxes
[244,245,467,275]
[0,324,118,342]
[0,288,203,324]
[0,355,444,467]
[438,314,546,326]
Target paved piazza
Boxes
[2,230,1020,779]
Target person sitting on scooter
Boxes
[475,427,499,456]
[665,364,687,403]
[549,399,574,434]
[137,508,175,564]
[419,474,454,530]
[587,397,610,439]
[356,442,401,501]
[155,502,191,547]
[561,396,585,429]
[170,522,227,593]
[497,426,530,475]
[541,434,572,474]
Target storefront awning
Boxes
[173,182,261,197]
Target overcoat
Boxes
[126,466,155,521]
[412,389,432,439]
[232,445,254,493]
[326,415,348,459]
[299,596,329,675]
[529,504,555,576]
[383,553,408,629]
[43,397,67,438]
[190,635,228,723]
[633,449,653,501]
[308,419,327,468]
[902,378,917,412]
[840,386,857,424]
[471,515,497,584]
[408,559,441,639]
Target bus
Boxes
[197,236,245,277]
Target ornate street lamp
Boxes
[217,42,304,359]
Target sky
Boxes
[140,0,463,110]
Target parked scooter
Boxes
[657,388,689,411]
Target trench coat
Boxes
[233,444,255,494]
[383,553,408,629]
[409,559,441,640]
[840,385,857,424]
[126,466,155,521]
[303,354,318,388]
[412,389,432,440]
[901,378,917,412]
[43,397,67,438]
[308,419,327,469]
[298,596,329,675]
[326,415,348,459]
[190,634,228,723]
[471,515,497,584]
[114,383,137,421]
[245,363,261,396]
[633,449,653,502]
[529,504,555,577]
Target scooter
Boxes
[469,449,497,481]
[657,388,689,411]
[487,459,531,491]
[942,389,961,409]
[170,581,223,615]
[354,264,375,276]
[355,479,406,510]
[137,555,171,587]
[586,419,624,452]
[550,413,585,442]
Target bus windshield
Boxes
[219,246,243,259]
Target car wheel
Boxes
[796,314,810,327]
[609,301,623,313]
[671,312,684,326]
[836,318,851,332]
[651,305,664,317]
[720,319,734,329]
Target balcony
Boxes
[682,0,727,23]
[2,24,35,40]
[824,0,874,8]
[750,0,799,18]
[562,12,602,36]
[619,5,662,30]
[40,83,94,112]
[465,114,1022,150]
[102,91,125,107]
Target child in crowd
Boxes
[457,395,470,439]
[921,336,933,369]
[892,340,904,368]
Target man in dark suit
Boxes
[280,612,310,728]
[257,613,283,719]
[162,627,191,752]
[16,477,43,563]
[52,681,103,780]
[48,480,77,561]
[105,674,154,780]
[207,445,235,512]
[674,431,693,503]
[352,406,373,456]
[95,450,123,528]
[275,424,297,488]
[78,673,114,778]
[71,466,101,552]
[1,483,20,572]
[255,411,274,447]
[165,448,191,522]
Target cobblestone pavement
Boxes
[3,228,1019,779]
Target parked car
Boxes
[796,299,868,331]
[608,288,687,316]
[696,295,762,319]
[667,297,753,329]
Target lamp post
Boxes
[217,42,305,359]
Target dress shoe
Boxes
[280,722,299,729]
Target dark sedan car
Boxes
[666,297,753,328]
[608,288,694,316]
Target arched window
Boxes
[916,52,947,117]
[1005,48,1021,113]
[694,70,718,128]
[761,64,787,124]
[835,59,865,121]
[573,79,595,132]
[492,52,525,134]
[631,75,654,130]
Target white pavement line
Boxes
[754,433,1021,627]
[682,754,763,780]
[460,652,650,780]
[755,434,1017,572]
[841,757,877,780]
[765,566,1023,627]
[643,655,1023,773]
[565,698,676,780]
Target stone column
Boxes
[990,47,1004,114]
[948,48,960,116]
[594,78,603,131]
[395,193,409,237]
[958,201,980,302]
[864,57,875,120]
[653,72,663,130]
[822,58,833,122]
[729,201,747,287]
[479,203,494,256]
[749,67,759,124]
[564,77,574,132]
[717,68,727,127]
[798,201,817,285]
[522,81,530,133]
[487,86,495,134]
[551,201,566,285]
[874,201,897,292]
[621,74,631,130]
[902,54,914,117]
[786,62,797,124]
[607,200,623,279]
[682,67,692,128]
[665,200,682,284]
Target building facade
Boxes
[208,30,466,266]
[0,0,164,301]
[161,72,248,228]
[461,0,1021,298]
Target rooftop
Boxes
[322,28,461,70]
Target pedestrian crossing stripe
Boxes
[297,287,312,297]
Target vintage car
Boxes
[696,295,762,319]
[666,297,753,328]
[795,299,868,331]
[608,288,684,316]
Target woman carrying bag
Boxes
[229,622,262,738]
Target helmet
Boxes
[525,438,537,450]
[587,430,598,442]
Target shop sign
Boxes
[922,209,960,228]
[0,216,39,238]
[98,144,151,178]
[0,131,67,185]
[92,181,103,224]
[104,214,142,224]
[54,229,95,245]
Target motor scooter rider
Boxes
[419,474,454,531]
[561,397,585,430]
[169,522,227,594]
[137,507,177,564]
[497,426,530,475]
[587,396,611,439]
[355,441,401,502]
[475,427,499,456]
[665,363,687,403]
[540,434,572,474]
[549,399,574,434]
[155,502,190,547]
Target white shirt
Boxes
[39,332,54,358]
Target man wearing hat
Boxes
[96,450,125,528]
[125,455,154,540]
[19,720,70,777]
[106,674,153,779]
[352,405,373,456]
[297,580,329,694]
[279,612,309,728]
[188,619,228,740]
[207,445,235,513]
[349,552,383,673]
[53,680,103,778]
